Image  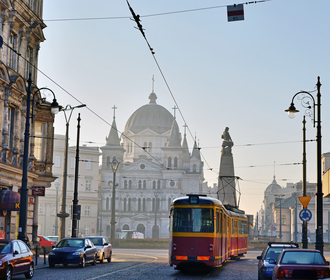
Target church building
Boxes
[99,89,206,239]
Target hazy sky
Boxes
[37,0,330,217]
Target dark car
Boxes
[48,238,97,268]
[257,242,298,280]
[88,236,112,263]
[0,239,34,280]
[272,249,330,280]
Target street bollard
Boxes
[35,245,38,266]
[43,247,46,264]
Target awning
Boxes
[0,190,20,210]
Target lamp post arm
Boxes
[291,90,316,127]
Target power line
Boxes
[44,1,270,22]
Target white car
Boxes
[88,236,112,263]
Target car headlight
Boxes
[262,267,273,272]
[72,252,84,257]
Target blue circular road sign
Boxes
[299,209,312,222]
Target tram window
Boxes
[232,220,238,235]
[173,208,214,233]
[216,212,220,233]
[220,213,223,233]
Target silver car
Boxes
[88,236,112,263]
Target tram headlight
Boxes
[209,244,213,252]
[173,244,177,251]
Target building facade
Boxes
[99,90,209,239]
[0,1,58,241]
[38,134,100,238]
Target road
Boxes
[11,250,330,279]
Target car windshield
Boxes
[265,247,287,260]
[281,251,326,265]
[57,239,84,248]
[0,242,11,254]
[173,208,214,232]
[47,237,58,241]
[89,238,103,246]
[42,236,51,241]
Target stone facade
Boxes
[38,135,100,238]
[0,0,57,241]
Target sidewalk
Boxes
[33,254,49,269]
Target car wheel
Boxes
[25,263,34,279]
[49,263,55,268]
[107,252,112,263]
[79,256,86,268]
[5,266,12,280]
[91,254,96,266]
[100,253,104,263]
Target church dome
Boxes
[265,176,281,194]
[124,92,175,134]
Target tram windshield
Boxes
[173,208,214,232]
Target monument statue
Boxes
[221,127,234,154]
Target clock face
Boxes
[140,164,145,170]
[170,181,175,187]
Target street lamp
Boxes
[110,158,120,246]
[285,76,323,253]
[18,76,59,244]
[57,104,86,242]
[275,194,284,240]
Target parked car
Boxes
[48,238,97,268]
[37,235,56,247]
[272,249,330,280]
[257,242,299,280]
[46,236,58,244]
[88,236,112,263]
[0,239,34,279]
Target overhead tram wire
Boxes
[43,0,270,22]
[125,0,269,174]
[1,32,170,172]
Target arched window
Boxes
[137,224,145,235]
[128,198,131,211]
[143,198,146,212]
[149,142,152,152]
[122,224,129,230]
[153,181,156,189]
[157,198,160,211]
[106,197,110,210]
[138,198,141,212]
[157,180,161,189]
[123,198,127,211]
[143,180,146,189]
[193,164,197,172]
[168,197,171,210]
[168,157,171,167]
[124,180,127,189]
[138,180,142,189]
[174,157,178,168]
[144,142,147,150]
[129,180,132,189]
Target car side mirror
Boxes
[104,243,108,246]
[257,256,262,260]
[13,250,19,255]
[85,245,91,249]
[327,261,330,265]
[268,259,276,264]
